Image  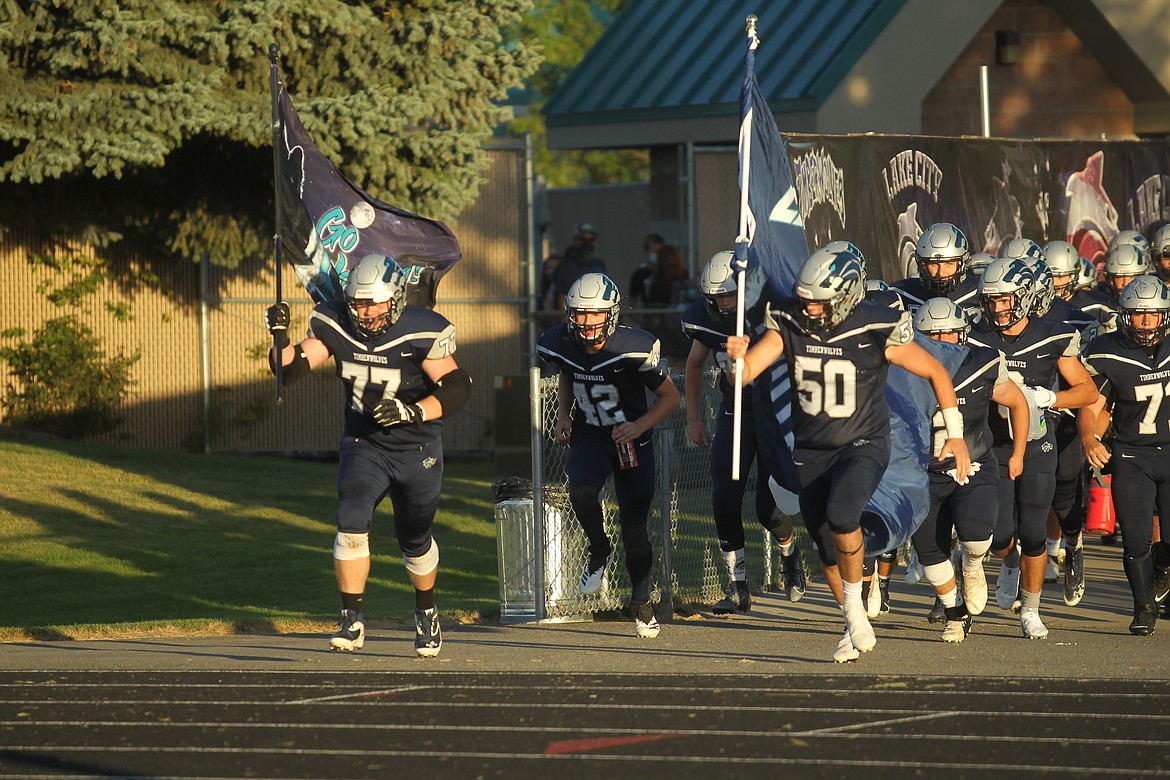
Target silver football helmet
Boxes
[345,254,408,338]
[1108,229,1150,259]
[913,297,971,343]
[1118,274,1170,347]
[1104,243,1152,299]
[1042,240,1081,300]
[1030,260,1056,317]
[1001,237,1044,264]
[1154,225,1170,259]
[968,252,997,277]
[699,250,738,324]
[793,241,866,333]
[979,255,1035,331]
[915,223,970,295]
[1075,256,1099,292]
[565,272,621,347]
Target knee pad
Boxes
[404,539,439,576]
[620,524,652,561]
[922,560,955,588]
[961,537,992,562]
[334,532,370,561]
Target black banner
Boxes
[787,135,1170,282]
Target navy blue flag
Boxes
[271,63,461,306]
[739,35,964,553]
[737,38,808,499]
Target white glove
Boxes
[1027,385,1058,409]
[945,459,981,486]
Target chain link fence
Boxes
[497,348,813,622]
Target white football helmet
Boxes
[565,272,621,347]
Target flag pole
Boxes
[731,15,760,481]
[268,43,285,405]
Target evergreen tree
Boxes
[0,1,539,274]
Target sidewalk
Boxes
[1,542,1165,678]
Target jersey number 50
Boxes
[794,356,857,418]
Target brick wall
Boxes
[922,0,1134,138]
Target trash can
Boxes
[493,479,589,623]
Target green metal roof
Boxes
[544,0,907,128]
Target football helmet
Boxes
[1001,237,1044,264]
[913,296,971,343]
[1108,229,1150,258]
[1154,224,1170,259]
[968,252,997,277]
[793,241,866,333]
[1042,240,1081,300]
[1104,243,1152,299]
[699,250,738,324]
[915,223,970,295]
[979,256,1035,331]
[1030,260,1056,317]
[1118,274,1170,347]
[566,272,621,347]
[1075,256,1099,292]
[345,254,407,339]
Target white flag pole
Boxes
[731,15,760,482]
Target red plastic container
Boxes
[1085,470,1116,536]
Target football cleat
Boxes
[713,583,751,615]
[580,553,611,595]
[940,605,973,643]
[927,596,946,624]
[780,550,807,603]
[330,609,366,652]
[1063,545,1086,607]
[633,601,660,639]
[1130,602,1157,636]
[1020,607,1049,639]
[414,607,442,658]
[833,630,860,663]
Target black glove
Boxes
[266,301,290,350]
[373,398,425,427]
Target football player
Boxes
[727,241,971,662]
[1153,225,1170,284]
[969,256,1099,639]
[537,273,681,638]
[891,222,981,319]
[682,251,807,615]
[912,298,1030,642]
[1081,275,1170,635]
[265,254,472,658]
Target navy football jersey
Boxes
[1082,332,1170,447]
[309,301,455,447]
[927,346,1007,470]
[1069,288,1117,329]
[970,315,1078,446]
[537,324,669,429]
[680,299,763,411]
[1045,297,1095,332]
[766,299,914,449]
[891,272,981,319]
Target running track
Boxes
[0,670,1167,778]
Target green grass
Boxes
[0,431,500,640]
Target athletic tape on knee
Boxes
[923,560,956,588]
[334,532,370,561]
[404,539,439,576]
[961,537,992,563]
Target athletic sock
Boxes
[1019,589,1042,611]
[939,587,958,608]
[723,548,746,583]
[341,592,364,614]
[415,587,435,611]
[842,579,863,612]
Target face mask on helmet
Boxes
[915,223,970,295]
[978,256,1035,331]
[345,254,407,339]
[1118,275,1170,347]
[794,241,866,334]
[700,250,738,324]
[913,296,971,344]
[1075,256,1098,292]
[566,272,621,347]
[1042,241,1081,300]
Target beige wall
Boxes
[0,149,531,454]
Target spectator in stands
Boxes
[553,222,605,310]
[628,233,665,307]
